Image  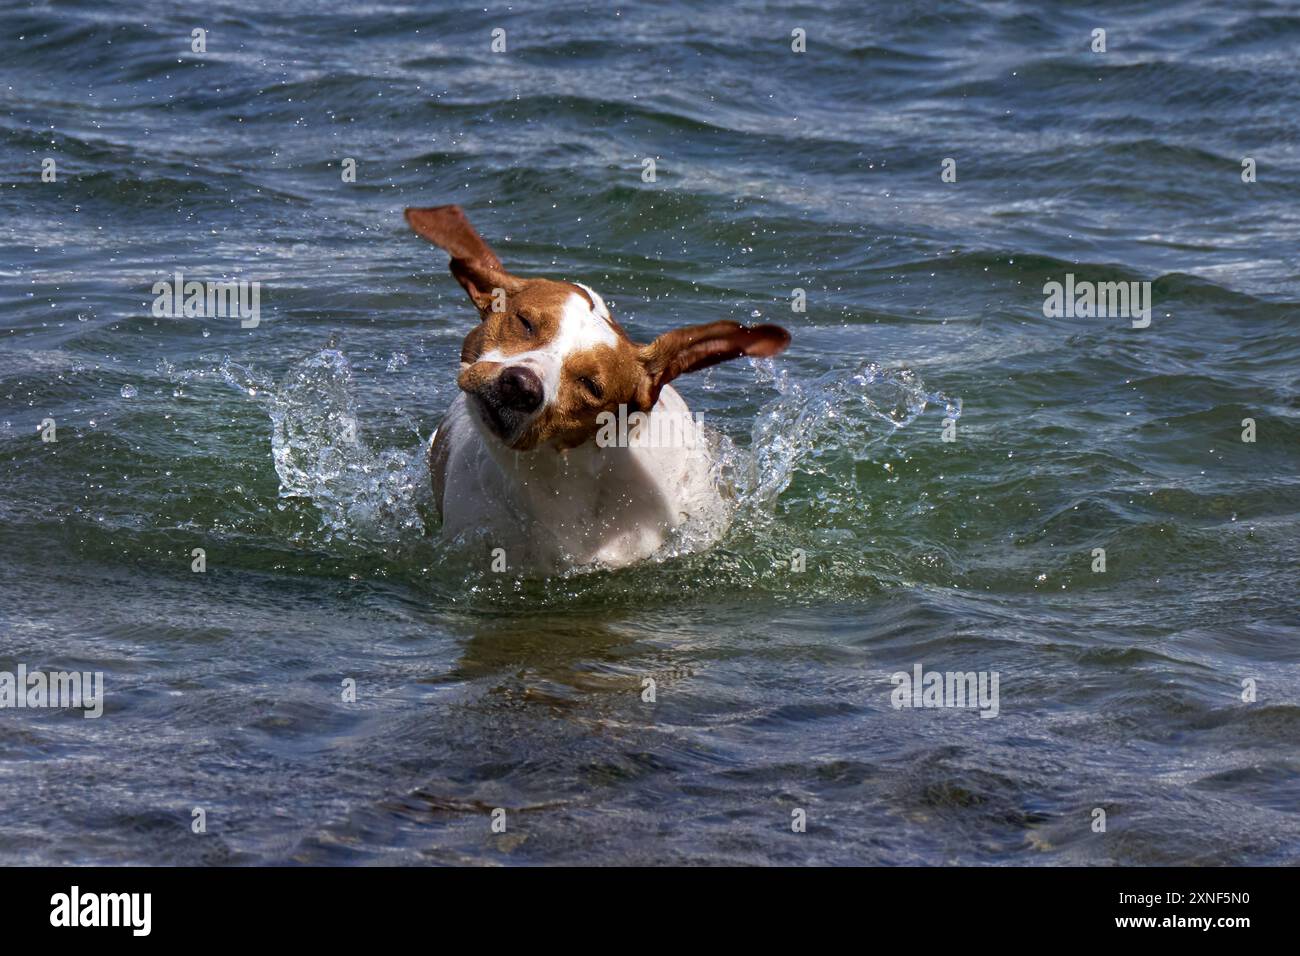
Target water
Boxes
[1,0,1297,865]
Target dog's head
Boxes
[406,205,790,452]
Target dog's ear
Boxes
[637,321,790,410]
[446,256,524,313]
[405,205,522,313]
[405,205,501,267]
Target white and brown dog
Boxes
[407,205,790,572]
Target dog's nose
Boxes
[497,365,544,413]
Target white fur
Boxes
[572,281,611,322]
[433,384,728,572]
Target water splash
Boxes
[158,353,275,397]
[266,351,959,566]
[741,358,961,506]
[165,347,958,572]
[268,349,429,547]
[158,348,431,550]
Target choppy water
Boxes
[1,0,1297,865]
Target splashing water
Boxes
[267,349,429,547]
[743,358,962,506]
[168,347,958,570]
[160,348,430,549]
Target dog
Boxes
[406,205,790,572]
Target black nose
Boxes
[497,365,544,413]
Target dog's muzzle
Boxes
[464,363,545,446]
[496,365,544,414]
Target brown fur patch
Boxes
[460,279,598,362]
[529,342,648,451]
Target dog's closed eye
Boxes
[578,375,603,400]
[516,314,535,336]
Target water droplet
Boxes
[120,384,137,398]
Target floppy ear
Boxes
[447,256,523,313]
[638,321,790,409]
[404,205,522,313]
